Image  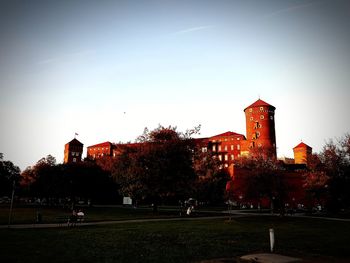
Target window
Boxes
[224,163,228,168]
[225,154,228,161]
[256,131,260,138]
[202,147,207,153]
[73,158,76,162]
[212,145,216,151]
[260,115,264,119]
[237,145,240,150]
[260,107,264,111]
[237,138,240,140]
[224,145,228,151]
[231,145,234,150]
[258,143,262,147]
[224,138,228,141]
[219,155,222,161]
[249,108,252,112]
[231,154,234,160]
[218,145,222,151]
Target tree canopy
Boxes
[0,153,21,196]
[112,125,200,205]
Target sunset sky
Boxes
[1,0,350,170]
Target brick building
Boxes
[87,141,115,159]
[85,99,279,164]
[64,138,83,163]
[82,98,312,207]
[293,142,312,165]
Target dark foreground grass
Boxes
[1,216,349,263]
[0,206,182,224]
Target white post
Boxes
[269,228,275,252]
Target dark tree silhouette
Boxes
[112,125,200,209]
[0,153,21,196]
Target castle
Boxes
[64,98,313,207]
[73,99,311,167]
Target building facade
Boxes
[86,99,277,162]
[293,142,312,165]
[64,138,84,163]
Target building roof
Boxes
[293,142,312,150]
[87,141,113,148]
[210,131,245,139]
[67,138,83,146]
[244,99,275,111]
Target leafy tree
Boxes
[234,147,287,212]
[301,154,329,209]
[318,134,350,212]
[193,144,230,205]
[112,125,199,208]
[0,154,21,196]
[24,156,118,205]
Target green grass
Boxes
[1,216,349,262]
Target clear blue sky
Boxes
[1,0,350,170]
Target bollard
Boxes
[269,228,275,252]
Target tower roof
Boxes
[210,131,245,139]
[244,99,275,111]
[66,138,83,146]
[87,141,113,148]
[293,142,312,150]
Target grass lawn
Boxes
[0,205,184,225]
[1,216,349,263]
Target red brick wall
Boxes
[244,105,276,156]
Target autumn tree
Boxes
[193,143,230,205]
[318,134,350,212]
[112,125,199,208]
[23,155,118,205]
[235,147,287,212]
[302,154,329,209]
[0,153,21,196]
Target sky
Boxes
[1,0,350,170]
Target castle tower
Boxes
[293,142,312,165]
[64,138,84,164]
[243,99,276,157]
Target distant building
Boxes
[242,99,276,157]
[207,131,246,168]
[64,138,83,163]
[293,142,312,165]
[81,98,315,208]
[87,141,115,159]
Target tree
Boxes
[318,134,350,212]
[193,144,230,205]
[23,155,118,205]
[112,125,199,208]
[0,154,21,196]
[301,154,329,209]
[234,147,287,212]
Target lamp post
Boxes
[8,179,15,226]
